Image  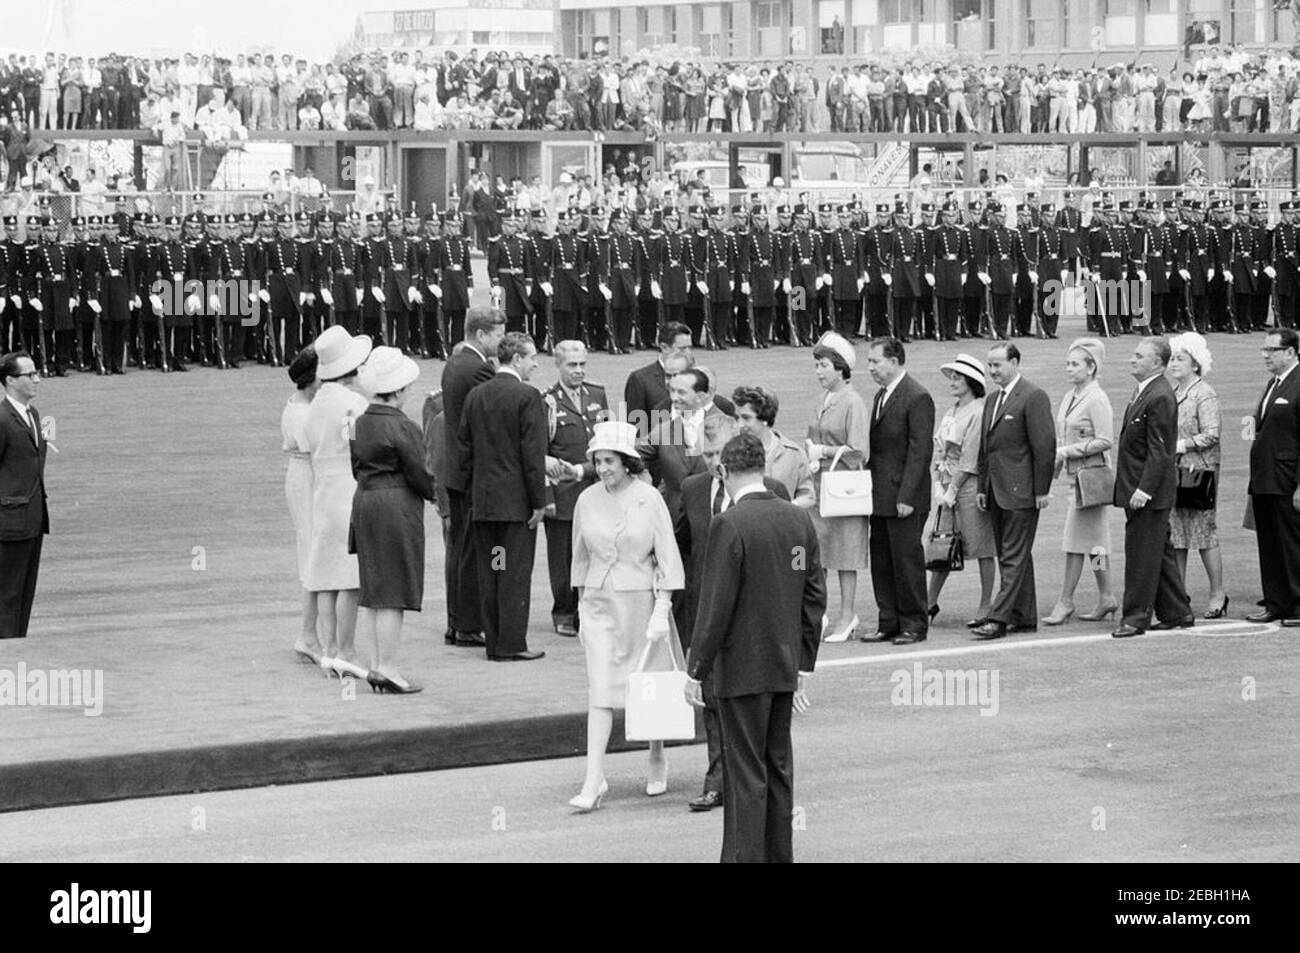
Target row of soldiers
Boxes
[485,188,1300,354]
[0,206,480,374]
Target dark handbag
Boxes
[1073,459,1115,509]
[924,505,965,572]
[1176,468,1217,510]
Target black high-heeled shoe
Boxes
[366,671,423,695]
[1203,595,1230,619]
[928,605,940,622]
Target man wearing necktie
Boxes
[675,415,790,814]
[1246,329,1300,625]
[0,352,49,639]
[1110,338,1193,638]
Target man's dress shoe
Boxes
[1150,615,1195,631]
[970,621,1006,640]
[1110,624,1144,639]
[688,791,722,812]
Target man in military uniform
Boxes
[360,212,386,343]
[1012,203,1042,339]
[523,208,553,349]
[1250,199,1273,331]
[698,206,737,350]
[824,206,863,340]
[1222,201,1256,335]
[962,199,987,339]
[598,207,639,353]
[785,204,822,346]
[379,210,419,354]
[740,205,780,348]
[1083,202,1123,337]
[632,207,661,349]
[885,203,921,343]
[488,210,533,336]
[414,210,444,358]
[157,214,191,370]
[548,209,587,346]
[69,215,100,371]
[0,216,24,352]
[863,203,893,338]
[1055,188,1083,281]
[1273,202,1299,330]
[541,340,607,637]
[92,212,133,374]
[430,210,474,349]
[1178,200,1216,335]
[925,200,969,342]
[977,202,1015,340]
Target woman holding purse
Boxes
[1044,338,1118,624]
[805,332,871,642]
[1168,332,1226,617]
[925,355,996,625]
[569,421,685,812]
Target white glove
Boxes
[372,287,386,304]
[782,278,791,293]
[408,287,423,305]
[70,297,79,310]
[924,273,935,287]
[540,281,553,297]
[855,277,865,293]
[306,292,316,305]
[208,293,221,313]
[88,300,102,315]
[650,280,661,299]
[646,596,671,643]
[978,271,992,285]
[8,294,20,309]
[1265,265,1277,279]
[1179,269,1191,281]
[319,289,333,307]
[822,272,832,286]
[814,276,824,291]
[429,284,443,299]
[149,294,164,314]
[258,288,271,304]
[882,273,892,286]
[741,281,750,295]
[729,280,735,292]
[805,440,825,461]
[186,293,202,315]
[30,298,43,312]
[0,298,5,314]
[1224,271,1233,284]
[131,294,141,310]
[1207,269,1215,281]
[696,280,709,296]
[1060,270,1069,285]
[355,288,365,307]
[1136,270,1146,283]
[298,292,308,306]
[1028,270,1038,284]
[599,283,612,301]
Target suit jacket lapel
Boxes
[5,400,37,447]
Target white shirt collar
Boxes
[998,373,1021,401]
[1275,361,1298,385]
[6,394,30,418]
[498,366,521,381]
[731,482,767,504]
[882,369,907,405]
[1135,372,1161,396]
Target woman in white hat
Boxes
[1044,337,1118,624]
[926,354,996,624]
[805,331,870,642]
[567,420,685,811]
[302,325,373,679]
[350,347,435,694]
[283,345,321,665]
[1168,331,1226,618]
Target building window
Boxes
[915,0,944,44]
[1024,0,1061,47]
[1143,0,1180,46]
[666,6,677,45]
[640,7,664,48]
[880,0,915,46]
[819,0,846,54]
[591,9,612,58]
[1064,0,1093,48]
[698,4,722,57]
[1102,0,1137,47]
[756,0,784,56]
[1230,0,1265,44]
[953,0,995,50]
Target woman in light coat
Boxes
[282,346,320,664]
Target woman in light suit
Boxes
[1044,337,1118,623]
[805,332,870,642]
[282,346,320,664]
[569,420,685,812]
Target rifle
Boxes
[602,290,618,354]
[700,278,717,350]
[436,288,449,360]
[156,297,170,372]
[1032,271,1044,339]
[983,279,996,340]
[745,282,758,348]
[785,280,800,346]
[90,288,105,375]
[74,299,85,370]
[214,294,228,369]
[544,291,556,355]
[1097,271,1112,338]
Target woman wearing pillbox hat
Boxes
[806,331,870,642]
[1044,336,1118,625]
[349,347,435,694]
[567,418,685,811]
[302,325,373,681]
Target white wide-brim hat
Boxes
[940,353,987,390]
[358,345,419,395]
[587,420,640,461]
[315,325,373,380]
[814,331,857,370]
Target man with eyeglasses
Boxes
[0,350,48,639]
[1247,328,1300,626]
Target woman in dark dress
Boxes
[350,346,435,695]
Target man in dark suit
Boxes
[439,307,504,648]
[972,344,1056,640]
[542,340,606,637]
[1111,337,1193,637]
[622,320,693,437]
[459,331,548,661]
[685,432,827,863]
[862,338,935,645]
[637,366,726,523]
[0,352,48,639]
[1247,328,1300,624]
[676,415,789,815]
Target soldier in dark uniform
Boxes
[212,213,249,367]
[1084,202,1126,337]
[785,204,822,346]
[1206,198,1235,333]
[192,213,225,365]
[548,209,587,345]
[914,202,937,340]
[725,205,749,347]
[523,208,553,349]
[979,202,1015,340]
[598,208,640,354]
[379,210,418,353]
[541,340,608,637]
[925,200,968,342]
[69,216,98,370]
[652,207,686,335]
[825,206,862,341]
[131,213,159,368]
[1055,188,1083,281]
[263,212,306,366]
[0,216,23,352]
[632,207,660,349]
[961,199,987,339]
[93,213,133,374]
[698,205,737,350]
[316,211,355,336]
[1034,202,1064,338]
[681,204,708,348]
[1273,202,1299,330]
[1119,199,1145,335]
[1011,203,1041,339]
[157,214,192,370]
[1178,200,1216,335]
[361,212,387,343]
[430,211,474,348]
[1223,201,1256,335]
[814,202,837,335]
[415,210,443,358]
[488,210,534,336]
[739,205,780,348]
[885,203,921,343]
[1251,199,1273,330]
[862,203,893,338]
[239,212,267,363]
[1139,201,1172,337]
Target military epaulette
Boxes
[583,379,607,391]
[488,234,500,242]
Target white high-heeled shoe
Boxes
[645,763,669,797]
[569,779,609,813]
[823,614,859,643]
[319,656,337,679]
[331,657,369,680]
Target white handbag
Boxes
[625,639,696,742]
[818,446,873,518]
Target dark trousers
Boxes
[444,488,482,633]
[751,305,773,345]
[987,502,1040,627]
[701,675,725,797]
[221,321,246,366]
[1121,505,1192,629]
[544,516,577,629]
[892,297,916,340]
[1013,294,1036,337]
[869,509,929,635]
[473,519,536,657]
[962,291,983,337]
[0,535,42,639]
[445,308,466,346]
[866,294,889,337]
[103,322,125,372]
[989,292,1013,339]
[710,300,731,346]
[611,307,633,351]
[937,297,961,341]
[636,299,658,347]
[384,308,410,354]
[718,690,794,864]
[833,298,858,338]
[1251,494,1300,616]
